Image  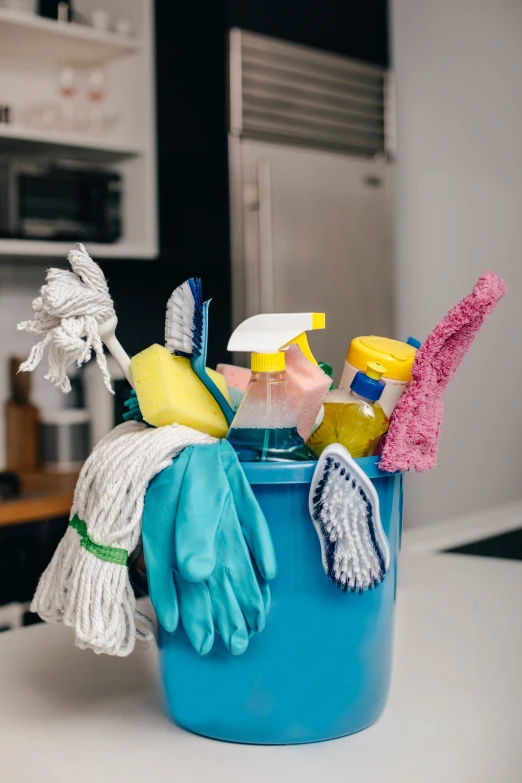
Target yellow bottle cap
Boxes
[366,361,386,381]
[251,351,286,373]
[347,336,417,382]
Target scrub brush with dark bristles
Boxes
[165,278,234,425]
[309,444,390,591]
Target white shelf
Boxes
[0,239,157,259]
[0,123,144,163]
[0,9,141,64]
[0,1,158,261]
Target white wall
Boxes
[0,265,64,468]
[392,0,522,527]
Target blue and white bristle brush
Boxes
[309,444,390,591]
[165,278,235,425]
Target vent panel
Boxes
[230,29,387,157]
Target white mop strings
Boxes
[31,421,216,656]
[17,243,115,393]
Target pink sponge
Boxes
[216,363,251,392]
[285,344,331,441]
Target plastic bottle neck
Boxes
[250,371,286,382]
[349,389,376,405]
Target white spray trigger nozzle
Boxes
[228,313,325,354]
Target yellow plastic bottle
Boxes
[340,336,417,418]
[308,362,389,458]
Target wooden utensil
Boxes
[4,357,39,472]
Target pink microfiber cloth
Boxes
[285,344,331,441]
[380,271,508,473]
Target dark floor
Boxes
[445,528,522,561]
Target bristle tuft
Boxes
[165,278,204,357]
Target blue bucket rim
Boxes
[242,456,396,484]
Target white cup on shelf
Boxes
[91,8,110,32]
[114,17,132,37]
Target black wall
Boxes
[103,0,230,368]
[102,0,388,369]
[227,0,389,66]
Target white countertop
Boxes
[1,553,521,782]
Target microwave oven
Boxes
[0,160,122,243]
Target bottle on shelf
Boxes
[39,0,74,22]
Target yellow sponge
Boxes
[131,344,232,438]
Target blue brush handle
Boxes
[191,301,235,426]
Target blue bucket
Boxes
[159,457,403,744]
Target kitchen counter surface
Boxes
[0,471,77,527]
[0,552,521,782]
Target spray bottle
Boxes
[226,313,325,462]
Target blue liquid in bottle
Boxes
[227,426,317,463]
[226,369,318,463]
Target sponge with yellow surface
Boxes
[131,344,231,438]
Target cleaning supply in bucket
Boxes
[309,443,390,590]
[31,420,216,655]
[226,313,327,461]
[406,336,421,349]
[214,364,248,410]
[17,243,133,393]
[226,352,318,462]
[130,345,231,437]
[284,343,332,440]
[142,440,276,655]
[165,278,235,425]
[380,270,508,473]
[227,385,244,412]
[216,363,251,392]
[123,388,143,423]
[308,362,389,458]
[257,322,330,440]
[131,278,236,436]
[340,336,417,418]
[318,361,335,390]
[218,351,330,440]
[227,313,329,453]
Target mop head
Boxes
[309,444,390,591]
[17,243,115,393]
[380,271,508,472]
[31,420,215,656]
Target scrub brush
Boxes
[165,278,234,425]
[309,444,390,591]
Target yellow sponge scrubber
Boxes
[131,344,231,437]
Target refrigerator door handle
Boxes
[256,157,274,313]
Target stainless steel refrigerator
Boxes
[228,29,395,381]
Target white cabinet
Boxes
[0,0,157,259]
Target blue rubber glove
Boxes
[123,389,143,423]
[142,441,276,656]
